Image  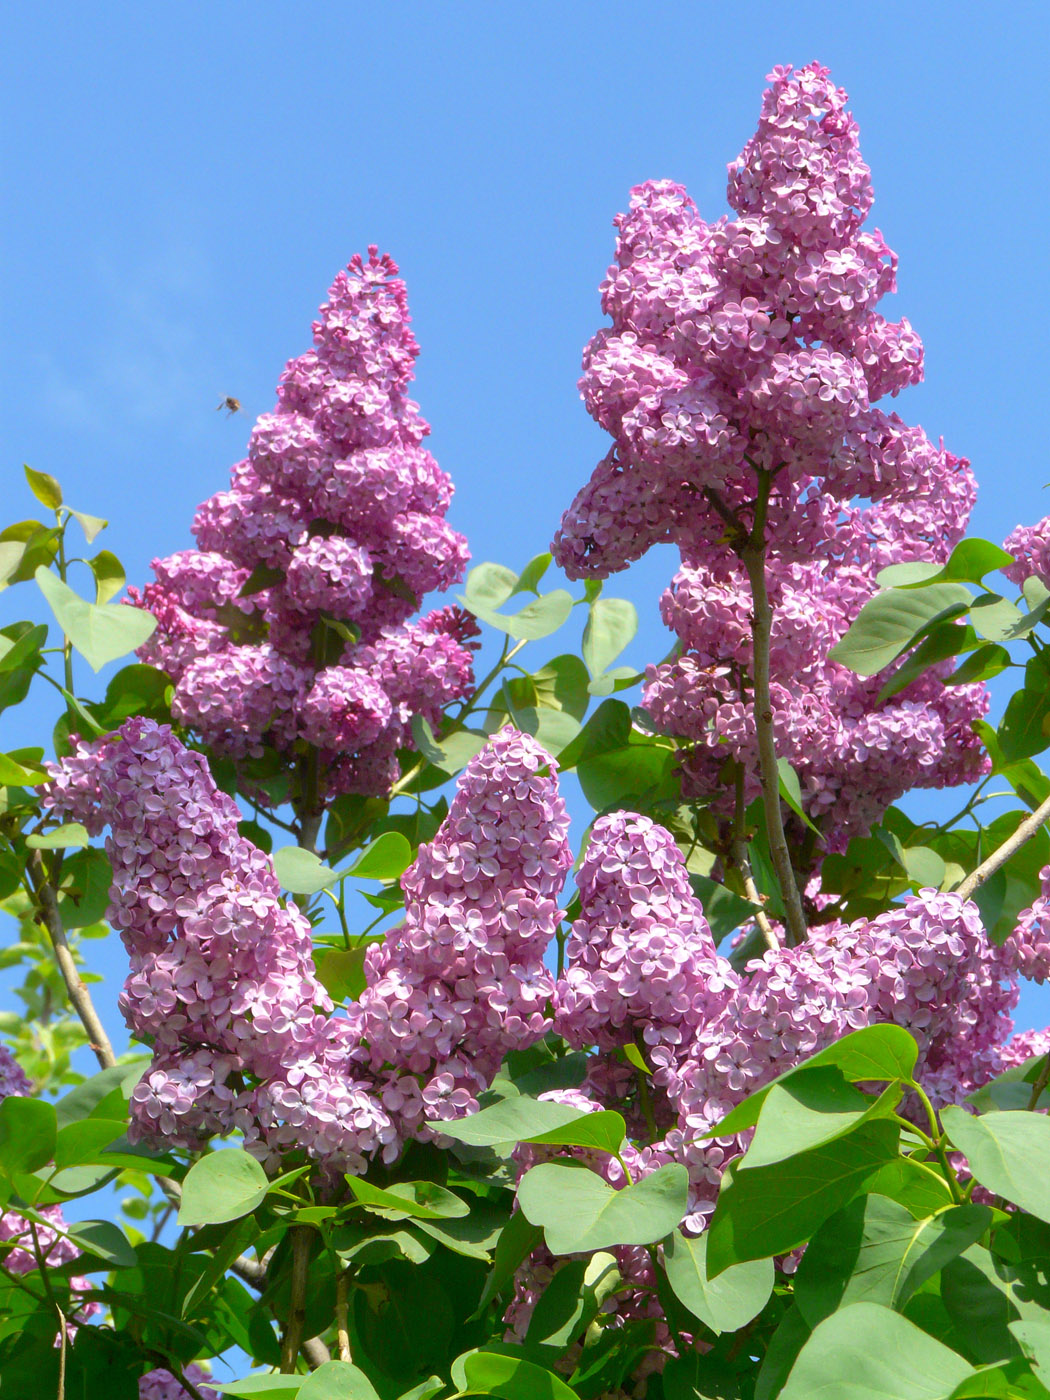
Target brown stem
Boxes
[25,850,116,1069]
[280,1225,313,1373]
[739,531,808,947]
[955,791,1050,900]
[335,1270,351,1362]
[303,1336,331,1369]
[731,839,779,952]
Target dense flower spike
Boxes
[44,719,574,1169]
[554,813,737,1123]
[350,727,573,1137]
[644,559,988,845]
[659,890,1019,1225]
[134,248,474,800]
[552,62,985,850]
[1002,518,1050,590]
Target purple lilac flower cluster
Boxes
[132,249,476,801]
[138,1367,218,1400]
[45,720,572,1169]
[552,63,987,846]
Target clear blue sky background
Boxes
[3,1,1050,1060]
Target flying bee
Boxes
[217,396,241,416]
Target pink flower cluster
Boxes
[644,559,988,845]
[1002,518,1050,591]
[348,726,573,1132]
[549,824,1031,1233]
[138,1366,217,1400]
[132,249,476,800]
[552,63,986,843]
[45,719,572,1169]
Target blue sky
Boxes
[4,1,1050,1046]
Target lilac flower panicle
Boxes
[553,62,986,847]
[135,248,474,801]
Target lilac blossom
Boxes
[132,248,474,801]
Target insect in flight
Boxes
[216,396,241,417]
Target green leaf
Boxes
[883,539,1016,590]
[863,1157,956,1217]
[215,1381,304,1396]
[794,1196,992,1325]
[998,662,1050,762]
[410,716,490,776]
[517,1109,626,1155]
[464,589,575,642]
[470,1207,544,1321]
[178,1148,269,1226]
[0,752,48,785]
[517,1160,688,1255]
[829,583,973,676]
[755,1304,812,1400]
[343,1175,468,1220]
[314,945,373,1003]
[25,822,90,850]
[65,1218,137,1268]
[740,1067,902,1170]
[298,1362,382,1400]
[526,1252,621,1352]
[23,465,62,509]
[272,845,340,894]
[777,758,821,835]
[54,1062,143,1128]
[35,566,156,672]
[503,705,582,757]
[877,623,978,704]
[394,1381,445,1400]
[531,654,592,721]
[705,1120,899,1275]
[69,509,108,544]
[779,1301,974,1398]
[87,549,125,605]
[346,831,412,881]
[941,1107,1050,1223]
[0,1096,57,1176]
[946,644,1012,687]
[512,553,553,596]
[414,1199,507,1261]
[462,1350,579,1399]
[708,1026,919,1139]
[690,874,761,943]
[0,621,47,674]
[577,740,676,811]
[431,1096,595,1149]
[1010,1319,1050,1381]
[462,562,519,610]
[53,1117,127,1168]
[624,1042,651,1076]
[663,1228,773,1334]
[971,593,1027,643]
[583,597,638,679]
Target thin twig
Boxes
[731,839,779,953]
[737,476,808,947]
[280,1225,313,1372]
[303,1336,331,1369]
[335,1270,351,1362]
[25,850,116,1070]
[955,790,1050,900]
